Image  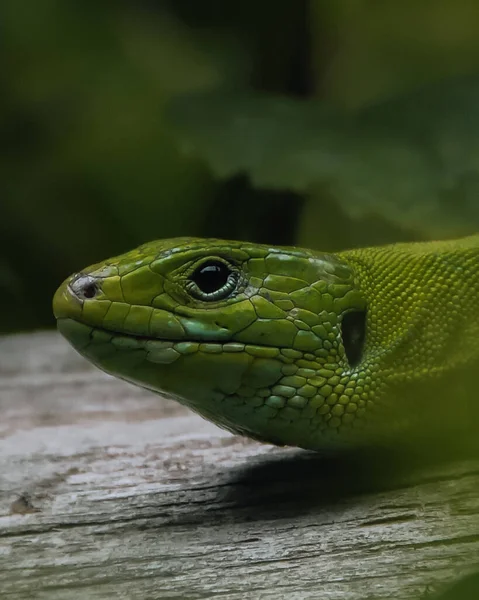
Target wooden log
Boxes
[1,332,478,599]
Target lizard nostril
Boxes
[70,275,100,300]
[83,283,99,299]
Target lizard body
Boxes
[53,235,479,450]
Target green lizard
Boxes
[53,236,479,451]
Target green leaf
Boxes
[169,76,479,238]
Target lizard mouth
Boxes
[56,317,286,362]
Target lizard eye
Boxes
[187,260,239,301]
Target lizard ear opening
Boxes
[341,309,367,368]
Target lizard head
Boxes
[53,237,370,450]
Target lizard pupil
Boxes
[191,261,231,295]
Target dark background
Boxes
[3,0,479,333]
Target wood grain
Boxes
[1,332,478,599]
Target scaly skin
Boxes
[53,236,479,451]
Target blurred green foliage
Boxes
[2,0,479,331]
[427,571,479,600]
[170,76,479,249]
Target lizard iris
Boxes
[53,236,479,450]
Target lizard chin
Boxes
[55,317,370,450]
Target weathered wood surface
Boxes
[1,332,479,600]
